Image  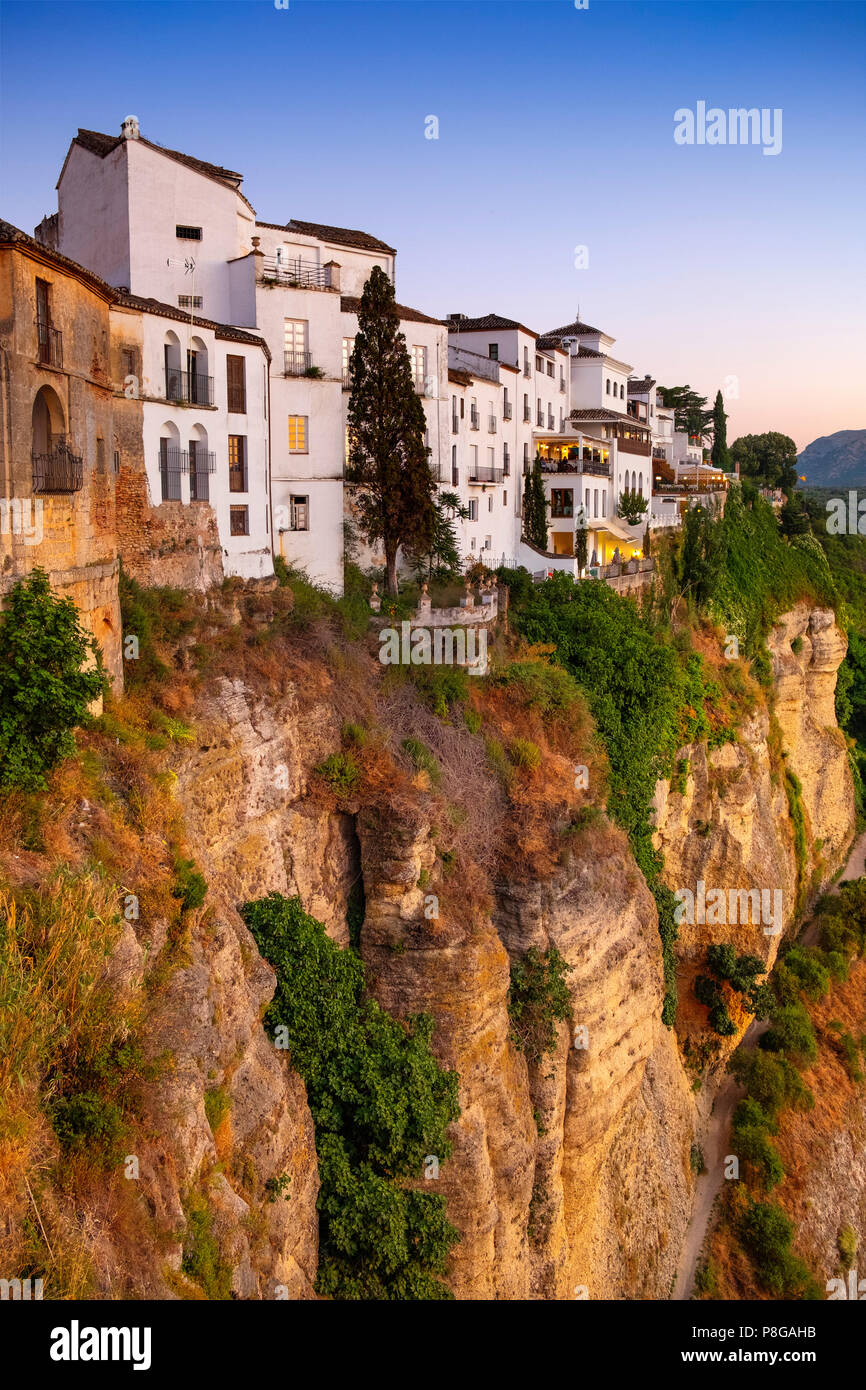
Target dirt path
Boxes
[671,830,866,1300]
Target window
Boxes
[535,355,543,372]
[451,445,458,486]
[547,361,554,378]
[288,416,308,452]
[552,488,573,518]
[488,343,498,360]
[487,446,495,468]
[176,225,202,240]
[468,499,478,521]
[594,488,599,518]
[113,449,121,474]
[523,442,530,470]
[189,439,210,501]
[620,383,625,399]
[606,378,611,394]
[96,438,105,473]
[121,346,138,381]
[342,336,354,386]
[230,505,249,536]
[503,491,507,506]
[290,495,309,530]
[488,495,493,512]
[178,295,203,310]
[602,492,607,517]
[228,435,248,492]
[470,537,477,550]
[471,444,478,470]
[484,536,491,551]
[411,345,427,391]
[285,319,310,374]
[227,355,246,413]
[159,438,183,502]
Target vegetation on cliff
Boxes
[243,892,460,1300]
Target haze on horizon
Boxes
[1,0,863,452]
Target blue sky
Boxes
[1,0,864,449]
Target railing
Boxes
[547,414,555,430]
[451,467,459,486]
[36,318,63,369]
[468,465,504,484]
[414,374,429,397]
[260,256,330,289]
[539,452,610,477]
[559,379,566,393]
[616,436,651,456]
[503,452,510,477]
[159,447,186,502]
[536,409,544,426]
[343,368,352,390]
[32,439,82,493]
[284,350,313,376]
[488,415,497,433]
[503,401,512,420]
[523,406,532,422]
[165,367,214,406]
[523,363,531,378]
[469,408,479,429]
[451,414,459,433]
[189,449,217,502]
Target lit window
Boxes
[288,416,308,452]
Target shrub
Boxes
[242,893,460,1300]
[739,1200,818,1296]
[204,1086,231,1133]
[0,569,107,790]
[315,751,360,794]
[182,1188,233,1300]
[781,945,830,1001]
[508,945,572,1063]
[838,1225,857,1270]
[401,737,441,786]
[729,1049,813,1122]
[50,1090,127,1166]
[760,1002,818,1064]
[494,661,583,716]
[508,738,541,771]
[172,857,208,914]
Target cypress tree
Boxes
[711,389,731,472]
[345,267,436,594]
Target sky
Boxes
[1,0,864,451]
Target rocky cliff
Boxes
[3,596,855,1300]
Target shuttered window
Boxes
[288,416,308,453]
[228,435,248,492]
[227,355,246,414]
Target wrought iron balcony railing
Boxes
[284,350,313,376]
[503,402,512,420]
[32,439,82,493]
[260,256,331,289]
[165,367,214,406]
[468,465,504,484]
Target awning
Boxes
[592,516,635,543]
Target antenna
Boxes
[166,254,197,350]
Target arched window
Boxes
[620,383,624,399]
[31,384,80,492]
[605,378,611,395]
[638,474,644,497]
[593,488,599,518]
[159,420,182,501]
[189,423,212,501]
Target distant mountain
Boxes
[798,430,866,489]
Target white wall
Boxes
[57,143,131,289]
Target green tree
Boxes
[522,456,548,549]
[618,490,649,525]
[657,385,712,440]
[678,500,727,605]
[574,515,588,574]
[406,490,468,581]
[0,568,106,790]
[242,893,460,1299]
[731,432,798,493]
[710,389,731,472]
[345,267,437,594]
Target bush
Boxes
[781,946,830,1001]
[172,857,208,914]
[739,1200,818,1296]
[760,1002,818,1063]
[50,1090,127,1166]
[729,1049,813,1122]
[242,893,460,1300]
[401,737,441,786]
[508,737,541,771]
[494,661,583,716]
[315,751,360,794]
[0,569,107,790]
[508,945,572,1063]
[182,1189,233,1300]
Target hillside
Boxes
[799,430,866,489]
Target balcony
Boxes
[342,368,352,390]
[488,415,497,433]
[559,379,566,393]
[616,435,652,456]
[539,449,611,478]
[503,453,511,477]
[414,374,430,397]
[468,465,504,484]
[523,363,531,378]
[503,401,512,420]
[469,407,480,430]
[260,256,331,289]
[451,413,459,433]
[189,450,217,502]
[547,414,555,430]
[523,406,532,422]
[32,439,83,493]
[536,409,544,426]
[36,318,63,369]
[284,350,314,377]
[165,367,214,406]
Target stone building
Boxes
[0,219,128,689]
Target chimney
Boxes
[323,260,340,291]
[121,115,140,141]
